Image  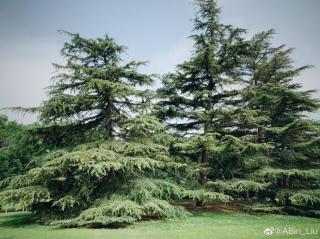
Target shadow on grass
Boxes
[0,213,36,228]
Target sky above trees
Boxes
[0,0,319,123]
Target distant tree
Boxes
[0,115,34,179]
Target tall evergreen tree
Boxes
[238,30,320,215]
[157,0,250,185]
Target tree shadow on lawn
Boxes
[0,213,36,228]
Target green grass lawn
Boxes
[0,211,319,239]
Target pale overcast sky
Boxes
[0,0,319,123]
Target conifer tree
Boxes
[0,32,230,226]
[239,30,320,215]
[0,115,41,180]
[157,0,252,185]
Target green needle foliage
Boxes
[239,30,320,214]
[156,0,250,185]
[156,0,320,216]
[40,30,154,138]
[0,120,230,227]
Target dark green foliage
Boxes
[39,31,153,139]
[156,0,251,185]
[207,179,269,198]
[237,29,320,214]
[156,0,320,216]
[0,115,46,180]
[253,168,320,188]
[0,115,25,179]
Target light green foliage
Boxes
[52,195,80,211]
[142,199,189,218]
[0,186,50,210]
[289,190,320,206]
[79,198,144,220]
[183,189,231,203]
[122,115,165,139]
[76,195,189,224]
[208,179,269,195]
[129,179,184,203]
[275,189,320,207]
[0,119,230,227]
[254,168,320,187]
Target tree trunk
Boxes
[199,73,214,185]
[284,194,292,206]
[196,199,205,207]
[284,176,289,187]
[200,145,208,185]
[200,122,210,185]
[106,119,113,138]
[244,191,250,200]
[105,96,113,138]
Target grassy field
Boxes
[0,211,319,239]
